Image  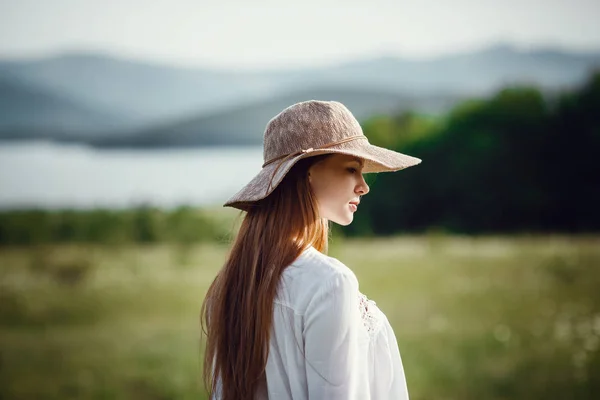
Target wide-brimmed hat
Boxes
[224,100,421,210]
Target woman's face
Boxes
[308,154,370,226]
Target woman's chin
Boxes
[332,214,354,226]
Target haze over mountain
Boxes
[1,43,599,147]
[91,87,460,148]
[0,73,128,140]
[0,52,278,124]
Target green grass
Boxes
[1,236,599,399]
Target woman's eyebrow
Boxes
[351,158,364,167]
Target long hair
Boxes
[200,155,329,400]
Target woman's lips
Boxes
[349,202,358,212]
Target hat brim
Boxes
[224,138,421,210]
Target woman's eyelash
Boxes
[347,167,357,173]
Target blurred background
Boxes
[1,0,599,399]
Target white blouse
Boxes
[255,245,410,400]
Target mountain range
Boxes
[0,43,599,147]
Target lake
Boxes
[0,141,264,209]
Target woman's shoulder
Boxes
[290,246,359,285]
[275,246,360,316]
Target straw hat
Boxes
[224,100,421,210]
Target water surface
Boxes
[0,141,264,209]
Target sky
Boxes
[1,0,599,69]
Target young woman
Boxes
[201,100,421,400]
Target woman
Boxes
[201,100,421,400]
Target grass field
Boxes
[1,235,599,399]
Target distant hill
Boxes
[309,44,600,94]
[2,44,599,123]
[0,53,280,124]
[0,74,127,140]
[1,43,599,146]
[90,87,462,148]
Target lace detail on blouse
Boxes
[358,293,383,335]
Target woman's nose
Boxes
[356,176,370,195]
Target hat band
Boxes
[262,134,366,193]
[262,134,365,167]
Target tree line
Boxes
[344,71,600,235]
[0,206,227,245]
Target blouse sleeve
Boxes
[303,271,363,399]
